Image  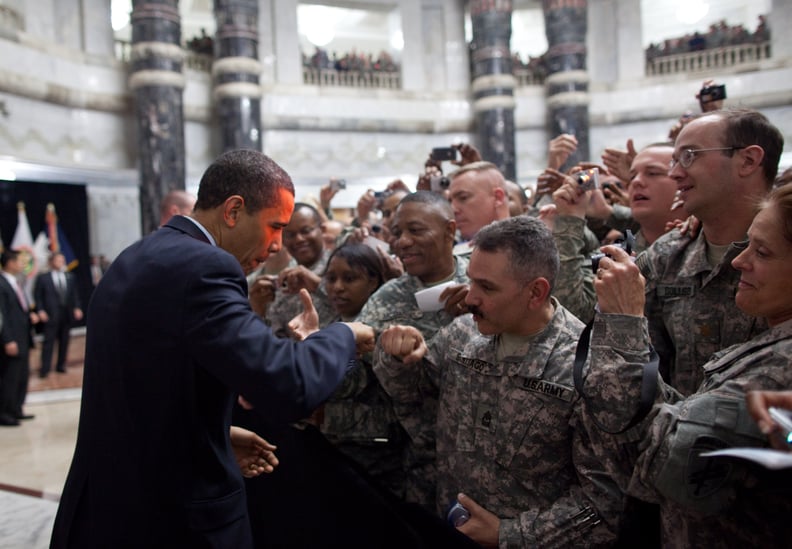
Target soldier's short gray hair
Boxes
[472,216,559,290]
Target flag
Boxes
[44,203,79,271]
[10,201,39,301]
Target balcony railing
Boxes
[514,67,545,87]
[113,39,212,71]
[646,41,771,76]
[302,67,402,90]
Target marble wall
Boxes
[1,0,791,259]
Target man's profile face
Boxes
[283,208,324,267]
[228,188,294,274]
[465,249,530,336]
[390,202,453,283]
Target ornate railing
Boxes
[302,67,402,89]
[646,41,771,76]
[113,39,212,71]
[514,67,545,87]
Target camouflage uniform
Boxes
[552,215,596,324]
[356,255,469,507]
[583,313,792,548]
[265,250,335,337]
[636,229,768,395]
[374,300,623,548]
[319,318,408,497]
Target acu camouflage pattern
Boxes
[583,314,792,548]
[551,215,597,324]
[319,323,408,497]
[636,229,767,396]
[374,300,623,548]
[265,250,335,337]
[356,255,470,507]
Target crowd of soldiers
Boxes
[229,100,792,548]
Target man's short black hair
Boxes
[1,249,20,268]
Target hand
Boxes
[380,325,426,363]
[552,178,588,218]
[320,179,341,210]
[536,168,571,198]
[38,310,50,323]
[666,215,701,239]
[386,178,411,194]
[455,493,500,548]
[548,133,578,170]
[357,191,377,224]
[601,138,637,185]
[30,311,40,324]
[343,321,376,355]
[586,188,614,221]
[440,283,470,316]
[73,308,83,322]
[536,203,558,230]
[249,274,278,316]
[288,289,320,341]
[602,181,630,207]
[230,426,279,478]
[451,143,483,166]
[4,341,19,357]
[746,390,792,451]
[375,246,403,280]
[278,266,321,295]
[593,245,645,316]
[417,163,443,192]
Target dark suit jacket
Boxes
[51,216,358,549]
[34,269,81,323]
[0,274,32,354]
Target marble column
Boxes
[771,0,792,60]
[543,0,590,167]
[128,0,186,235]
[213,0,262,153]
[470,0,516,181]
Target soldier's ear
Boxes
[524,277,551,308]
[445,219,457,241]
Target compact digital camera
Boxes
[699,84,726,104]
[590,230,635,272]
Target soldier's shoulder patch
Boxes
[687,435,732,500]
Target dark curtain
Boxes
[0,180,91,326]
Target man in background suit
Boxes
[0,249,39,425]
[34,252,83,378]
[51,150,376,548]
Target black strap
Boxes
[573,319,659,435]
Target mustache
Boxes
[467,305,483,317]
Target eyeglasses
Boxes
[283,225,319,240]
[669,147,745,170]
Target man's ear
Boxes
[223,195,245,227]
[493,186,507,207]
[446,219,457,242]
[525,277,551,308]
[737,145,766,178]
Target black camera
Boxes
[590,230,635,272]
[699,84,726,104]
[431,147,458,162]
[373,190,393,209]
[430,175,450,192]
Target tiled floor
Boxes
[0,334,84,549]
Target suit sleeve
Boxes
[183,256,356,422]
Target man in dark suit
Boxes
[0,249,39,425]
[50,150,376,548]
[34,252,83,377]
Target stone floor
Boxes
[0,333,84,548]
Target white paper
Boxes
[414,281,456,312]
[701,448,792,470]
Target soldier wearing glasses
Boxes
[635,108,784,396]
